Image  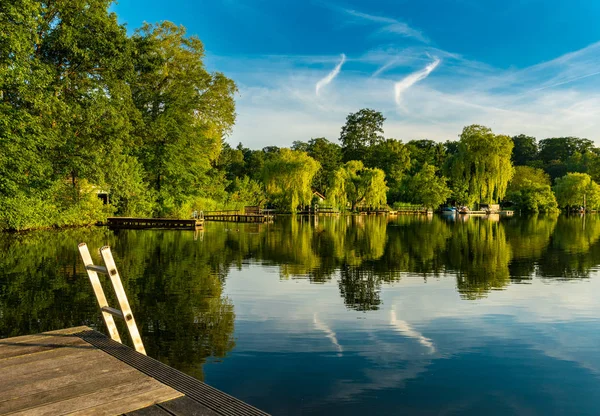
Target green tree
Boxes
[227,176,266,208]
[404,164,451,209]
[339,109,385,162]
[511,134,538,166]
[0,0,54,198]
[330,161,387,211]
[554,172,600,210]
[131,22,237,215]
[38,0,136,191]
[506,166,557,213]
[406,139,446,173]
[538,137,595,181]
[293,137,342,193]
[448,125,514,205]
[367,139,411,202]
[262,149,320,211]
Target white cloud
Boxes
[315,54,346,96]
[344,9,428,43]
[394,58,440,106]
[214,34,600,148]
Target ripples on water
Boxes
[1,214,600,415]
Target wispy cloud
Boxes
[394,58,440,105]
[344,9,428,43]
[315,54,346,96]
[218,37,600,148]
[372,57,401,77]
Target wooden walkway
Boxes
[106,218,204,230]
[204,212,273,223]
[0,327,269,416]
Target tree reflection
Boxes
[0,229,236,381]
[503,214,558,279]
[3,212,600,360]
[537,215,600,279]
[338,265,381,311]
[445,219,512,299]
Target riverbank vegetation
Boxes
[3,1,600,230]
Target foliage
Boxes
[131,22,237,214]
[554,173,600,210]
[511,134,538,166]
[292,137,342,193]
[227,177,266,208]
[448,125,514,204]
[0,180,113,231]
[262,149,320,211]
[506,166,557,213]
[330,161,387,211]
[339,109,385,162]
[406,140,447,173]
[367,139,411,202]
[0,2,240,229]
[403,164,451,209]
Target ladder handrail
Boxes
[78,243,146,355]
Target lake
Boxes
[2,214,600,415]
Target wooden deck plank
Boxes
[123,404,173,415]
[0,335,93,360]
[0,326,91,344]
[0,327,268,416]
[69,386,181,416]
[0,368,145,414]
[0,341,103,370]
[158,396,221,416]
[9,378,181,416]
[1,360,139,404]
[1,350,112,393]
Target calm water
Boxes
[2,215,600,415]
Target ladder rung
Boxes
[87,265,108,274]
[101,306,124,319]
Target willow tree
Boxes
[262,149,320,211]
[553,172,600,210]
[329,161,387,211]
[449,125,514,205]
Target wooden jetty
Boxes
[106,217,204,230]
[458,210,514,216]
[0,326,269,416]
[204,210,274,223]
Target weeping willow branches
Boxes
[449,125,515,204]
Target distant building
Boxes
[312,190,326,203]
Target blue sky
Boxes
[113,0,600,148]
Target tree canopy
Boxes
[262,149,321,211]
[329,161,387,211]
[554,173,600,210]
[448,125,514,205]
[339,109,385,162]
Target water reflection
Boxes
[2,215,600,414]
[4,215,600,334]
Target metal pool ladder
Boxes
[78,243,146,355]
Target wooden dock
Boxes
[106,217,204,230]
[204,210,273,223]
[0,327,269,416]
